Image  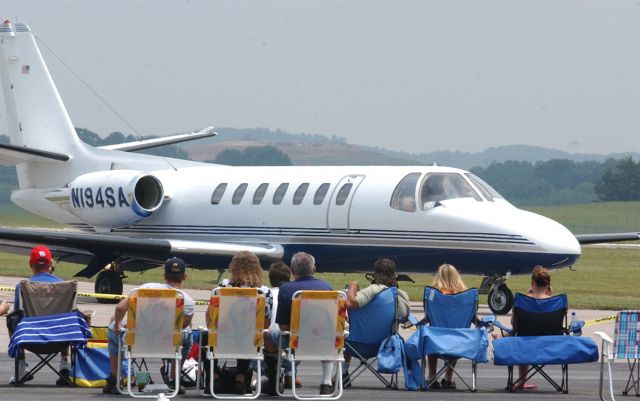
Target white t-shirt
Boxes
[269,287,279,331]
[138,282,196,317]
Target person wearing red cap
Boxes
[10,245,71,385]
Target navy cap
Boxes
[164,257,186,275]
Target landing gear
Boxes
[95,269,124,304]
[479,274,513,315]
[488,284,514,315]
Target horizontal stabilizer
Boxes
[100,127,216,152]
[575,232,640,244]
[0,143,70,166]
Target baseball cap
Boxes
[30,245,53,267]
[164,257,186,275]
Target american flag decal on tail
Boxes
[21,65,29,74]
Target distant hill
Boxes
[191,128,640,168]
[184,127,416,165]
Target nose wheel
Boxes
[480,274,514,314]
[488,284,514,315]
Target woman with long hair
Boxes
[206,251,272,395]
[428,263,467,389]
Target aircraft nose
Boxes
[518,210,581,266]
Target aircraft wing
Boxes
[100,127,216,152]
[0,227,283,277]
[575,232,640,244]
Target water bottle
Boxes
[570,311,582,336]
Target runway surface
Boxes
[0,276,630,400]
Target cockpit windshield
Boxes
[420,173,481,209]
[390,172,420,212]
[465,173,504,201]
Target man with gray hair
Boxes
[268,252,334,395]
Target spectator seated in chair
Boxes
[9,246,71,385]
[101,257,195,395]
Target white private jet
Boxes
[0,21,636,313]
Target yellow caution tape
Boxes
[584,315,616,326]
[0,285,209,305]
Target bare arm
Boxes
[0,300,9,316]
[183,313,193,329]
[113,297,129,334]
[345,281,360,309]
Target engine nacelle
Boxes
[67,170,164,228]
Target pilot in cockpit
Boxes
[422,175,447,209]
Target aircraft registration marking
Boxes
[71,186,130,209]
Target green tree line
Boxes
[471,158,640,206]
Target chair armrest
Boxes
[477,315,495,327]
[595,331,614,362]
[594,331,613,344]
[569,320,585,336]
[488,318,513,335]
[402,314,420,328]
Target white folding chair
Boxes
[278,290,347,400]
[117,288,184,398]
[596,310,640,401]
[200,287,266,399]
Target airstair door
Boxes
[327,175,365,232]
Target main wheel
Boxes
[488,284,513,315]
[95,270,123,304]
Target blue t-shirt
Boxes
[14,272,64,310]
[275,275,332,326]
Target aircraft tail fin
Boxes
[0,20,87,187]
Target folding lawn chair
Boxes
[117,288,185,398]
[418,286,488,392]
[596,310,640,401]
[493,293,598,394]
[278,290,347,400]
[174,328,200,388]
[199,287,266,399]
[8,280,90,386]
[344,287,399,389]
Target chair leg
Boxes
[629,358,640,396]
[506,366,514,392]
[624,358,638,395]
[14,356,19,387]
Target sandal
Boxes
[512,382,538,391]
[427,378,440,389]
[441,378,456,389]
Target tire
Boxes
[487,284,514,315]
[94,270,123,304]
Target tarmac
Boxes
[0,276,631,400]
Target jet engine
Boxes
[67,170,164,228]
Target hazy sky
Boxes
[1,0,639,154]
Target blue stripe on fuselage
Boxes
[166,244,577,276]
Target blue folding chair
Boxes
[344,287,398,389]
[420,287,488,392]
[493,293,598,393]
